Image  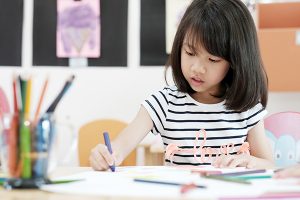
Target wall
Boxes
[0,0,300,166]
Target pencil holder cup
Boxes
[0,113,74,189]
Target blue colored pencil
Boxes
[103,132,115,172]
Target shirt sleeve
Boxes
[142,88,170,135]
[246,103,267,130]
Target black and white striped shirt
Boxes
[142,86,267,166]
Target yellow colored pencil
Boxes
[24,77,32,120]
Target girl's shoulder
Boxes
[246,102,267,117]
[247,102,266,113]
[234,102,267,124]
[159,85,187,99]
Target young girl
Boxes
[90,0,274,170]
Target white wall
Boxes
[0,0,300,166]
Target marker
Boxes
[103,132,115,172]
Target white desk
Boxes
[1,166,300,200]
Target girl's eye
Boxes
[209,58,220,63]
[185,50,195,56]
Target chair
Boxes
[78,119,136,167]
[264,112,300,167]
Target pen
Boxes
[103,132,115,172]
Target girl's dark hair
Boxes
[165,0,268,112]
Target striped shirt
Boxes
[142,86,267,166]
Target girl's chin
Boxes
[189,81,205,91]
[190,86,206,93]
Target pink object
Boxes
[0,87,10,114]
[165,129,249,164]
[265,112,300,139]
[237,142,250,155]
[57,0,100,58]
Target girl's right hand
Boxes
[89,143,117,171]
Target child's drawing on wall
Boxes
[57,0,100,58]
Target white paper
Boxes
[40,166,300,199]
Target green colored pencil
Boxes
[204,175,251,185]
[237,175,272,180]
[48,179,84,184]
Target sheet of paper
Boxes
[41,166,300,199]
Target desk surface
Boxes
[1,166,299,200]
[0,167,182,200]
[0,167,123,200]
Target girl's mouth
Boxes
[191,77,204,86]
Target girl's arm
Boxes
[89,106,153,170]
[112,106,153,165]
[213,121,275,169]
[246,120,274,168]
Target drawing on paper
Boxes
[56,0,100,58]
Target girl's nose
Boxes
[191,60,206,74]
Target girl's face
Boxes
[181,40,229,102]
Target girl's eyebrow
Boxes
[182,43,222,59]
[182,42,193,48]
[182,43,198,52]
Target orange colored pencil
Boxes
[33,78,49,125]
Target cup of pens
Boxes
[0,113,58,188]
[0,74,75,188]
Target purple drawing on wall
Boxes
[57,0,100,58]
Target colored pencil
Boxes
[33,77,49,125]
[24,77,32,120]
[204,175,251,185]
[46,75,75,113]
[103,132,115,172]
[214,169,266,177]
[237,175,273,180]
[134,178,206,188]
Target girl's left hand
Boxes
[274,164,300,179]
[213,154,256,168]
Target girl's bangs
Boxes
[184,22,229,59]
[184,27,202,55]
